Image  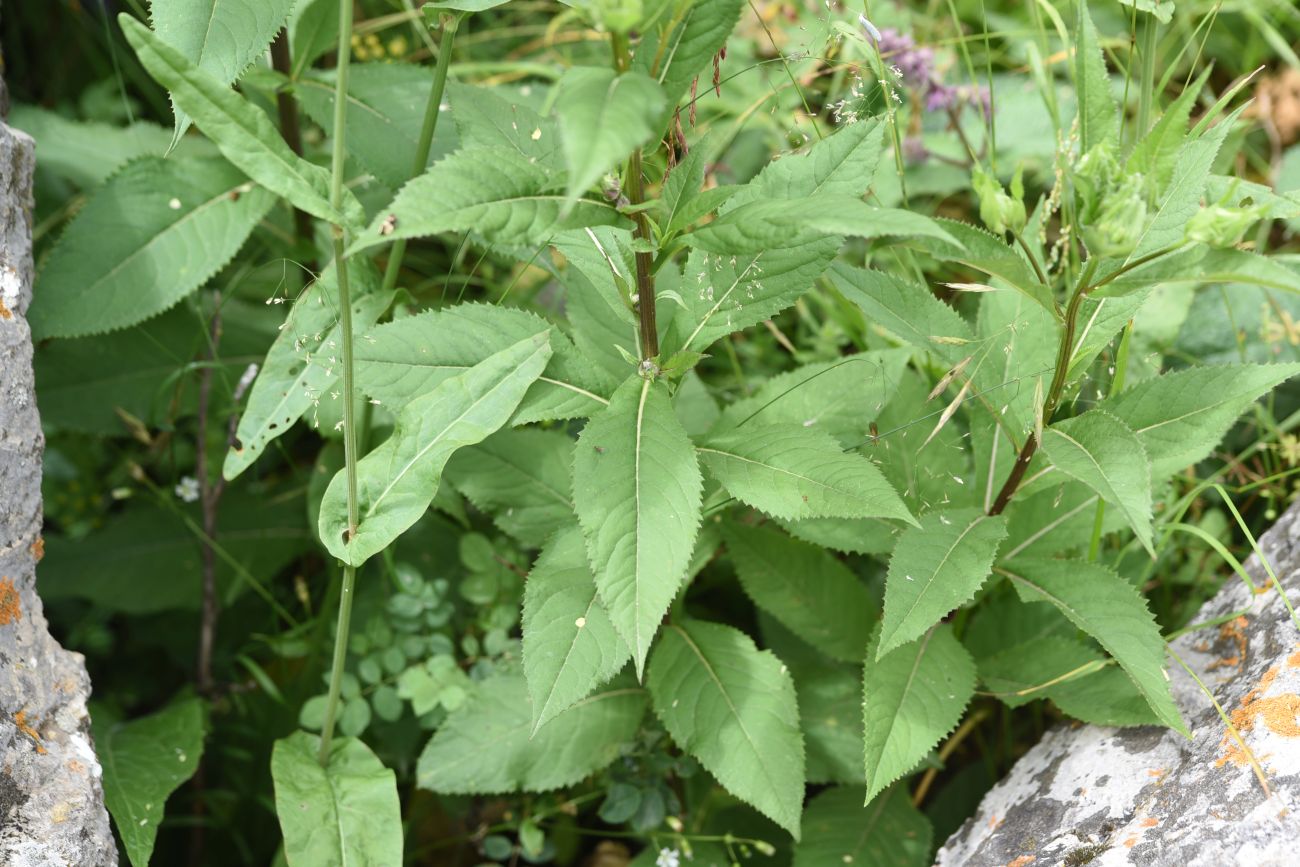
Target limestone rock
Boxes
[936,502,1300,867]
[0,122,117,864]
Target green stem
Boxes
[318,0,359,768]
[381,16,458,294]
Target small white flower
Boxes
[656,848,681,867]
[174,476,200,503]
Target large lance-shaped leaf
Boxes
[862,624,974,804]
[447,80,561,167]
[1039,409,1154,555]
[647,620,806,838]
[355,302,614,425]
[633,0,744,112]
[417,674,646,793]
[753,116,885,200]
[29,156,273,339]
[224,261,392,479]
[444,428,575,546]
[903,219,1054,311]
[271,732,402,867]
[877,509,1008,658]
[555,67,666,203]
[522,527,631,733]
[98,698,206,867]
[724,522,876,662]
[573,376,704,676]
[120,15,360,229]
[793,785,933,867]
[700,423,913,523]
[148,0,294,141]
[348,147,627,256]
[1000,557,1187,734]
[829,263,973,362]
[1096,363,1300,476]
[318,333,552,565]
[1073,0,1118,154]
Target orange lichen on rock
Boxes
[1124,837,1139,848]
[31,536,44,561]
[1216,664,1300,768]
[1006,856,1036,867]
[0,576,21,625]
[1139,817,1158,828]
[0,298,11,320]
[14,710,46,754]
[1208,617,1249,671]
[1288,644,1300,669]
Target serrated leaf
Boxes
[1066,290,1151,378]
[903,219,1053,312]
[1050,664,1161,726]
[417,675,646,793]
[319,333,552,565]
[99,698,206,867]
[862,624,974,804]
[633,0,744,112]
[288,0,337,78]
[10,104,176,188]
[724,522,876,662]
[753,116,885,200]
[780,515,898,556]
[573,376,704,675]
[1096,363,1300,476]
[794,785,932,867]
[701,423,913,523]
[271,732,401,867]
[976,636,1105,708]
[348,147,626,256]
[555,67,666,203]
[224,261,391,479]
[878,509,1008,658]
[1074,1,1118,153]
[447,81,561,167]
[1039,409,1154,555]
[829,263,973,361]
[647,620,806,838]
[120,14,359,228]
[522,527,631,732]
[1127,66,1210,190]
[29,156,272,339]
[1000,557,1187,734]
[444,428,574,546]
[355,302,613,424]
[148,0,294,141]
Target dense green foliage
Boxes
[10,0,1300,864]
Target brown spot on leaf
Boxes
[0,577,21,625]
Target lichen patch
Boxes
[0,577,21,625]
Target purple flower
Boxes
[902,135,930,165]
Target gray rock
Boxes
[936,502,1300,867]
[0,122,117,864]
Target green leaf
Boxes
[424,0,512,13]
[417,674,646,793]
[99,698,206,867]
[862,624,974,804]
[348,147,626,255]
[355,302,614,424]
[1051,665,1161,726]
[647,620,805,838]
[271,732,402,867]
[10,104,177,188]
[1127,67,1210,190]
[444,428,575,546]
[573,376,704,676]
[447,81,561,167]
[724,522,876,662]
[288,0,337,78]
[1039,409,1154,555]
[904,219,1054,311]
[224,262,392,479]
[829,263,973,361]
[319,333,552,566]
[700,423,913,523]
[522,526,631,732]
[29,156,272,339]
[555,67,666,202]
[878,509,1008,659]
[780,515,898,556]
[1118,0,1175,22]
[634,0,744,111]
[794,785,932,867]
[1074,1,1118,154]
[1000,557,1187,734]
[119,14,360,228]
[1096,363,1300,476]
[751,116,885,200]
[976,636,1105,708]
[660,132,719,237]
[148,0,294,141]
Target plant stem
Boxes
[270,32,313,254]
[318,0,359,767]
[380,15,458,294]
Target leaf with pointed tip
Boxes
[647,620,806,838]
[1074,1,1118,153]
[417,675,645,793]
[120,15,360,229]
[752,117,885,200]
[447,81,561,167]
[224,261,391,480]
[794,785,932,867]
[1000,557,1187,734]
[555,67,666,203]
[1051,665,1161,727]
[271,732,401,867]
[862,624,974,804]
[780,515,898,556]
[355,303,614,424]
[29,156,273,340]
[444,428,574,546]
[348,147,627,256]
[829,263,973,362]
[700,423,913,524]
[877,509,1008,658]
[573,377,704,675]
[903,219,1053,312]
[522,527,631,733]
[1039,409,1153,555]
[319,333,552,566]
[724,522,876,662]
[1127,66,1210,190]
[633,0,744,112]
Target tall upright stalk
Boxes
[318,0,359,767]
